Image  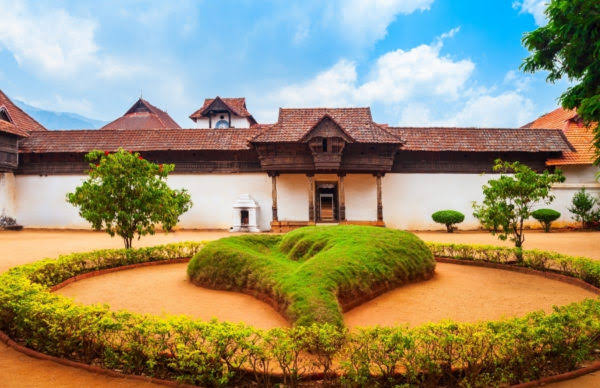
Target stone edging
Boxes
[1,257,599,387]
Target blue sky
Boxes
[0,0,568,128]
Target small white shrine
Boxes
[230,194,260,232]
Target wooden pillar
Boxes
[270,172,278,221]
[375,173,383,222]
[307,174,315,222]
[338,173,346,221]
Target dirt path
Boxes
[57,263,289,329]
[1,229,600,387]
[345,263,596,327]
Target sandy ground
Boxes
[344,263,596,327]
[1,229,600,387]
[57,261,596,329]
[57,263,290,330]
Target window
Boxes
[0,108,10,123]
[215,119,230,129]
[322,138,328,152]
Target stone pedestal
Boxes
[230,194,260,232]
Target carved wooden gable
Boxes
[302,116,353,170]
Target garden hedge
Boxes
[1,236,600,386]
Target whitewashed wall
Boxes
[9,165,599,231]
[277,174,308,221]
[382,173,501,230]
[550,165,600,226]
[14,173,273,230]
[345,174,377,221]
[193,114,250,129]
[0,172,16,217]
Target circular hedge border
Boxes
[1,240,600,386]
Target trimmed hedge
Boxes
[432,210,465,232]
[187,225,436,327]
[532,209,561,232]
[0,238,600,386]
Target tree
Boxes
[67,149,192,248]
[569,188,599,228]
[473,160,564,260]
[521,0,600,166]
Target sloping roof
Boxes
[189,97,256,123]
[522,107,596,165]
[252,107,402,144]
[0,89,46,132]
[0,119,29,138]
[101,98,181,130]
[389,127,573,152]
[19,128,260,153]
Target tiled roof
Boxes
[19,128,260,153]
[101,98,181,130]
[252,107,402,144]
[0,119,29,138]
[389,127,573,152]
[523,107,596,165]
[190,97,255,120]
[0,89,46,132]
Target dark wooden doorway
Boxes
[315,182,338,222]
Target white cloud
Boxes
[270,28,473,108]
[400,92,535,128]
[0,0,143,79]
[334,0,435,45]
[263,28,536,128]
[513,0,548,26]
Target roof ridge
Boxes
[0,89,47,131]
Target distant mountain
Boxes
[14,100,107,130]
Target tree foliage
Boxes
[473,160,564,258]
[431,210,465,233]
[531,208,561,233]
[67,149,192,248]
[569,188,600,228]
[521,0,600,166]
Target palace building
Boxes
[1,90,598,231]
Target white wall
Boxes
[345,174,377,221]
[550,164,600,226]
[194,114,250,129]
[11,165,599,231]
[277,174,308,221]
[382,173,500,230]
[14,173,273,230]
[0,172,16,218]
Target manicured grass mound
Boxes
[187,225,436,326]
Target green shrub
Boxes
[187,225,436,327]
[532,208,561,232]
[431,210,465,232]
[2,238,600,386]
[569,188,600,228]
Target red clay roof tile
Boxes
[19,128,260,153]
[252,107,402,144]
[389,127,573,152]
[101,98,181,130]
[0,89,46,132]
[523,107,596,165]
